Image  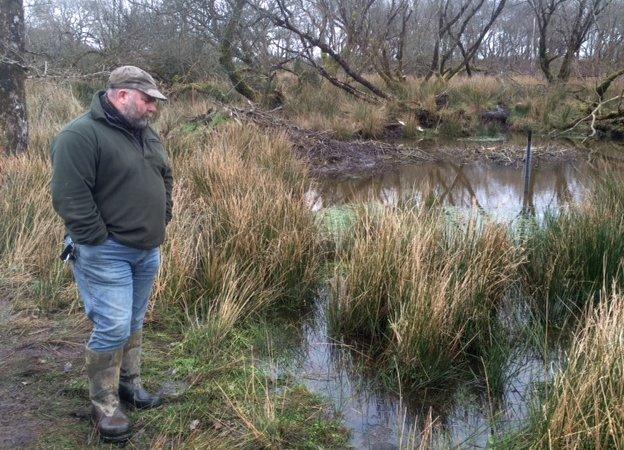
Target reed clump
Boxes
[153,121,324,336]
[330,207,520,388]
[513,289,624,449]
[522,174,624,326]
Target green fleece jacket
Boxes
[51,92,173,249]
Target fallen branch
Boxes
[557,95,624,141]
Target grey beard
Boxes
[124,115,149,129]
[119,101,150,129]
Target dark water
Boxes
[294,151,615,448]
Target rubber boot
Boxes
[119,332,163,410]
[86,348,132,443]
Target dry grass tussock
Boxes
[521,289,624,449]
[152,121,323,337]
[331,207,521,388]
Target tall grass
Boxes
[330,207,521,389]
[0,81,82,310]
[0,82,82,311]
[522,174,624,327]
[510,289,624,449]
[26,80,84,158]
[0,156,73,310]
[150,120,324,341]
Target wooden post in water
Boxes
[522,130,533,214]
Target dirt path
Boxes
[0,298,92,448]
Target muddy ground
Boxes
[206,105,586,180]
[0,296,91,448]
[0,294,176,449]
[297,137,584,180]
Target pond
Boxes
[306,159,595,222]
[294,144,621,448]
[290,291,553,449]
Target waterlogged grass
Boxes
[329,206,521,390]
[142,324,349,449]
[502,289,624,449]
[521,174,624,327]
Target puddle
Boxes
[286,292,553,449]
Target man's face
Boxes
[117,89,158,129]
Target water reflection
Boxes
[307,161,594,222]
[297,153,619,448]
[293,292,552,449]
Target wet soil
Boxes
[0,298,90,448]
[299,137,584,180]
[206,105,586,180]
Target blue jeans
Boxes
[68,236,160,352]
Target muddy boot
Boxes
[119,332,163,410]
[86,348,132,443]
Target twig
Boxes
[558,95,623,139]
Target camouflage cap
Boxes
[107,66,167,100]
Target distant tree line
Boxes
[21,0,624,84]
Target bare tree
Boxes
[16,0,624,101]
[426,0,507,80]
[0,0,28,155]
[557,0,610,81]
[529,0,610,83]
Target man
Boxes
[51,66,173,443]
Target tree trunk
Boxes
[0,0,28,155]
[557,51,573,82]
[536,25,554,83]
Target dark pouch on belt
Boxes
[60,243,75,262]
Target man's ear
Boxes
[117,89,130,103]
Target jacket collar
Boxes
[90,90,109,122]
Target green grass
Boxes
[142,323,349,449]
[521,173,624,328]
[329,206,521,391]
